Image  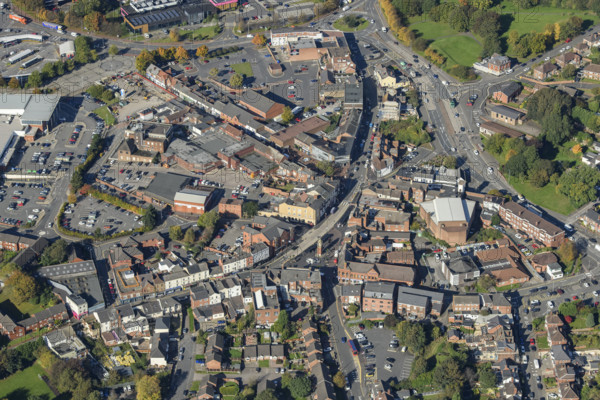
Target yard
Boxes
[258,359,270,368]
[0,289,46,320]
[506,176,574,215]
[537,335,549,350]
[93,105,116,126]
[0,363,55,400]
[231,62,253,77]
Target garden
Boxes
[333,15,369,32]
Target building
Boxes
[419,197,476,246]
[44,327,87,359]
[442,256,480,286]
[362,281,396,314]
[479,121,525,139]
[238,91,285,120]
[0,303,68,340]
[582,63,600,80]
[242,216,294,257]
[146,64,176,89]
[487,53,511,74]
[533,62,559,80]
[373,64,409,89]
[124,121,173,154]
[173,187,214,215]
[338,262,415,286]
[492,81,522,104]
[218,198,243,218]
[499,202,565,247]
[396,286,444,317]
[581,208,600,233]
[121,1,216,34]
[38,260,105,313]
[254,290,280,327]
[452,294,480,313]
[555,52,582,68]
[340,284,362,306]
[489,105,525,126]
[58,41,75,58]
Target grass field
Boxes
[94,106,116,126]
[408,18,459,41]
[429,35,482,68]
[507,175,574,215]
[0,363,55,400]
[0,290,45,320]
[333,17,369,32]
[231,62,253,77]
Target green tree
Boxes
[347,304,359,316]
[196,330,209,345]
[169,28,181,42]
[26,71,43,88]
[42,62,56,79]
[285,375,312,399]
[136,374,161,400]
[273,310,290,335]
[433,358,465,396]
[383,314,399,329]
[562,64,577,79]
[586,312,596,328]
[169,225,183,241]
[183,228,196,245]
[442,155,457,169]
[491,213,501,226]
[109,45,119,56]
[142,205,158,231]
[5,270,38,304]
[557,240,579,265]
[0,77,6,87]
[40,239,68,266]
[316,161,335,176]
[229,73,243,88]
[197,210,219,228]
[242,201,259,218]
[559,300,578,317]
[507,30,520,46]
[281,106,294,124]
[255,389,277,400]
[411,355,428,378]
[477,274,496,291]
[478,363,497,388]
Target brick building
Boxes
[362,281,396,314]
[419,197,476,246]
[498,202,565,247]
[218,198,243,218]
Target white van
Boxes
[534,359,540,369]
[144,33,150,39]
[70,32,78,37]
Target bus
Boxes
[348,339,358,356]
[21,56,42,69]
[42,22,63,33]
[9,14,28,24]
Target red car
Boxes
[565,38,571,43]
[174,245,181,249]
[185,66,192,70]
[295,117,301,122]
[557,289,564,294]
[288,80,294,84]
[359,324,365,330]
[288,94,295,98]
[531,244,539,249]
[530,338,535,345]
[119,169,125,174]
[466,101,473,106]
[204,60,209,64]
[573,295,578,300]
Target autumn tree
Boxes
[252,34,267,47]
[135,49,155,73]
[332,371,345,389]
[174,46,189,62]
[281,106,294,124]
[8,77,20,89]
[83,11,105,32]
[229,73,243,88]
[209,67,219,76]
[169,28,181,42]
[108,45,119,56]
[196,45,209,59]
[136,374,161,400]
[557,241,578,266]
[6,270,38,304]
[183,228,196,245]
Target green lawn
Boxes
[187,308,195,333]
[93,106,116,126]
[408,19,460,41]
[333,17,370,32]
[0,363,55,400]
[258,359,270,368]
[0,289,45,320]
[537,335,549,349]
[507,176,574,215]
[190,381,201,391]
[231,62,253,77]
[182,26,221,41]
[429,35,482,68]
[495,283,522,291]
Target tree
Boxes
[0,77,5,87]
[433,358,465,396]
[142,205,158,231]
[383,314,399,329]
[508,30,520,46]
[477,274,496,291]
[559,300,578,317]
[169,225,183,241]
[83,11,104,32]
[40,239,68,266]
[332,371,345,389]
[442,155,457,169]
[412,37,428,52]
[174,46,189,62]
[256,389,277,400]
[8,77,20,89]
[586,312,596,328]
[252,34,267,47]
[108,45,119,56]
[491,213,501,226]
[6,270,38,304]
[347,304,359,316]
[285,375,312,399]
[169,28,181,42]
[281,106,294,124]
[197,210,219,228]
[135,49,155,73]
[242,201,259,218]
[183,228,196,245]
[273,310,290,335]
[136,374,161,400]
[561,63,577,80]
[557,241,578,265]
[196,45,209,59]
[26,71,43,88]
[411,355,428,378]
[209,67,219,76]
[478,363,497,388]
[229,73,243,88]
[316,161,335,176]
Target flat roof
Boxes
[422,197,475,224]
[145,172,191,203]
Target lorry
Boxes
[42,21,63,32]
[9,14,27,24]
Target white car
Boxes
[384,363,392,371]
[547,300,555,309]
[487,167,494,174]
[473,150,479,155]
[594,291,599,297]
[584,282,590,288]
[324,347,332,352]
[544,56,550,61]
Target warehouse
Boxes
[121,0,216,34]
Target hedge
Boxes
[87,188,144,215]
[219,382,239,396]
